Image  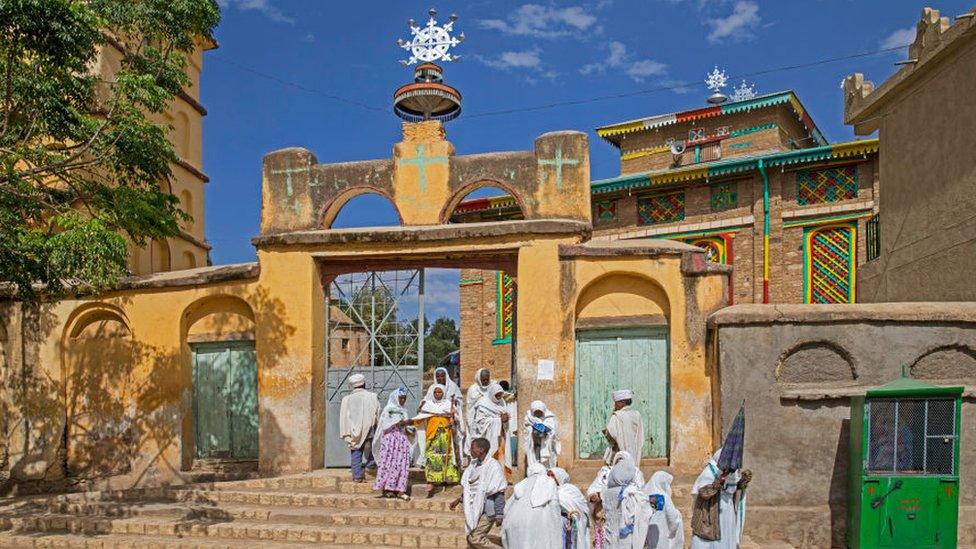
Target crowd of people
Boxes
[338,370,750,548]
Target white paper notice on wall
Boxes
[536,359,555,381]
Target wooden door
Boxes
[192,342,258,460]
[575,328,668,459]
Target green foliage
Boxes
[0,0,220,298]
[423,317,459,373]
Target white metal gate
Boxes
[324,269,424,466]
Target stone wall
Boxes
[458,269,513,387]
[709,303,976,547]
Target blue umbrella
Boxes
[718,404,745,472]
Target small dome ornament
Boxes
[705,66,730,105]
[393,9,464,123]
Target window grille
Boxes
[866,398,956,475]
[866,215,881,261]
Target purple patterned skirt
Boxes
[373,427,410,493]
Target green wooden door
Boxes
[192,342,258,460]
[575,328,668,459]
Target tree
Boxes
[0,0,220,298]
[423,317,459,373]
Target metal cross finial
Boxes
[397,8,465,65]
[705,66,729,93]
[730,79,757,102]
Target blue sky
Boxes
[202,0,971,319]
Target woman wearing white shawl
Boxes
[689,449,751,549]
[417,384,461,493]
[416,368,465,466]
[642,471,683,549]
[372,387,412,499]
[551,467,590,549]
[587,463,612,549]
[522,400,560,468]
[501,463,562,549]
[470,382,509,473]
[602,451,652,549]
[466,367,492,422]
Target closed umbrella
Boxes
[717,404,745,472]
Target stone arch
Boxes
[175,111,192,158]
[575,271,671,325]
[440,178,528,224]
[775,340,857,383]
[319,187,403,229]
[61,304,138,479]
[182,294,256,344]
[180,189,194,219]
[910,344,976,380]
[181,251,198,270]
[150,239,171,273]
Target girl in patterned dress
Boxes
[419,384,461,496]
[372,386,412,500]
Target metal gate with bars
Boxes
[324,270,424,466]
[866,397,957,475]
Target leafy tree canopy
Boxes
[0,0,220,298]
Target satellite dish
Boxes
[670,140,687,155]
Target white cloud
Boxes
[217,0,294,24]
[580,41,667,82]
[880,27,916,50]
[421,269,460,321]
[479,4,598,38]
[706,1,760,43]
[479,49,544,70]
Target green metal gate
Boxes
[192,341,259,460]
[575,327,669,459]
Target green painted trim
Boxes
[783,212,872,228]
[491,337,513,346]
[728,142,753,150]
[458,278,483,286]
[759,158,770,304]
[650,226,742,240]
[720,92,792,115]
[729,122,776,138]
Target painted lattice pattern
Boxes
[807,225,855,304]
[596,199,617,221]
[637,192,685,225]
[710,182,738,211]
[797,167,858,205]
[495,271,515,343]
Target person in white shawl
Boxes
[550,467,590,549]
[602,451,652,549]
[451,437,507,549]
[338,374,380,482]
[605,389,644,465]
[417,384,462,493]
[501,462,563,549]
[642,471,684,549]
[587,462,612,549]
[689,449,752,549]
[466,367,492,423]
[372,387,413,499]
[416,368,465,466]
[522,400,560,468]
[470,382,510,469]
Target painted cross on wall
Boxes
[269,165,310,215]
[397,144,449,193]
[538,146,580,189]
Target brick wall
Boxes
[458,269,513,387]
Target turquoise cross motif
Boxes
[269,165,309,215]
[538,146,580,189]
[397,144,449,193]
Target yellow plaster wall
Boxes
[392,122,455,225]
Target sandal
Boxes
[397,493,411,501]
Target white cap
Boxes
[612,389,633,402]
[348,374,366,387]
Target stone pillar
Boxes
[393,121,454,225]
[254,251,325,475]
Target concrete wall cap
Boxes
[709,302,976,326]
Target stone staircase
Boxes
[0,469,470,548]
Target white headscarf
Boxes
[372,387,408,456]
[425,367,462,403]
[419,384,453,415]
[606,451,645,540]
[513,462,558,508]
[476,382,508,415]
[644,470,673,499]
[522,400,558,431]
[692,448,741,496]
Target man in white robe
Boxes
[466,368,492,454]
[470,382,509,465]
[338,373,380,482]
[501,463,562,549]
[690,449,752,549]
[451,437,507,549]
[550,467,590,549]
[522,400,560,468]
[605,389,644,465]
[643,471,684,549]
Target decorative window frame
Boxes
[796,166,859,206]
[493,271,515,345]
[637,191,686,226]
[803,223,857,304]
[710,181,738,211]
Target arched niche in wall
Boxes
[61,305,138,479]
[910,344,976,381]
[442,181,526,224]
[775,340,857,383]
[150,239,171,273]
[575,272,671,329]
[184,295,256,345]
[321,189,403,229]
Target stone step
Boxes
[167,488,460,513]
[0,531,403,548]
[0,515,467,547]
[41,500,467,530]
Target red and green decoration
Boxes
[797,166,858,205]
[710,182,738,211]
[596,199,618,221]
[494,271,515,345]
[804,224,856,304]
[638,191,685,225]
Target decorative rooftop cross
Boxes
[538,146,580,189]
[397,144,449,193]
[397,9,465,66]
[731,79,758,102]
[705,66,730,105]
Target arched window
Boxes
[182,251,197,269]
[804,224,856,303]
[327,192,401,229]
[150,239,171,273]
[447,185,525,224]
